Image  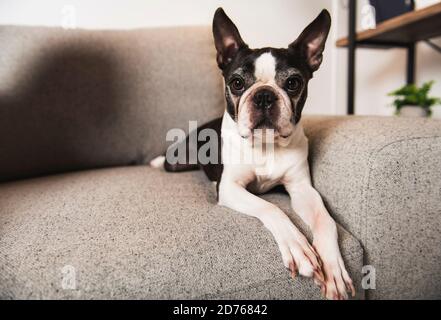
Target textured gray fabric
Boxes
[0,166,364,300]
[1,23,439,300]
[0,25,224,182]
[302,115,441,299]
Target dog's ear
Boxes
[289,9,331,72]
[213,8,247,70]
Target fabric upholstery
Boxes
[1,23,440,300]
[0,166,364,299]
[303,115,441,299]
[0,25,224,182]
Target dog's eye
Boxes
[230,77,245,92]
[285,76,302,93]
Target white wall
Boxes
[1,0,440,117]
[334,0,441,118]
[0,0,336,116]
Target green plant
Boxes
[388,81,441,116]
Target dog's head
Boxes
[213,8,331,141]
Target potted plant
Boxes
[388,81,441,117]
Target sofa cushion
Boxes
[0,166,364,299]
[0,25,224,182]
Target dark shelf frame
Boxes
[339,0,441,115]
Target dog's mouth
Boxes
[254,118,274,130]
[240,119,291,140]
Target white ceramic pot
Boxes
[399,105,428,117]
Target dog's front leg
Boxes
[218,178,324,281]
[284,167,355,300]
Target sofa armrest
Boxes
[302,115,441,299]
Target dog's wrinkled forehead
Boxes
[225,48,310,87]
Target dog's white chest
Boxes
[221,113,309,194]
[223,144,306,194]
[247,146,301,193]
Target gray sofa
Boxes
[0,25,440,300]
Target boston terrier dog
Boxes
[151,8,355,300]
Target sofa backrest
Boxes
[0,25,224,182]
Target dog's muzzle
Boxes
[253,88,277,110]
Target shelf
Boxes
[336,2,441,48]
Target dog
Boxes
[151,8,355,300]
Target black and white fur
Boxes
[151,8,355,300]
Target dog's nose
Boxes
[253,89,276,109]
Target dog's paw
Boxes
[319,257,355,300]
[313,241,355,300]
[271,225,324,282]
